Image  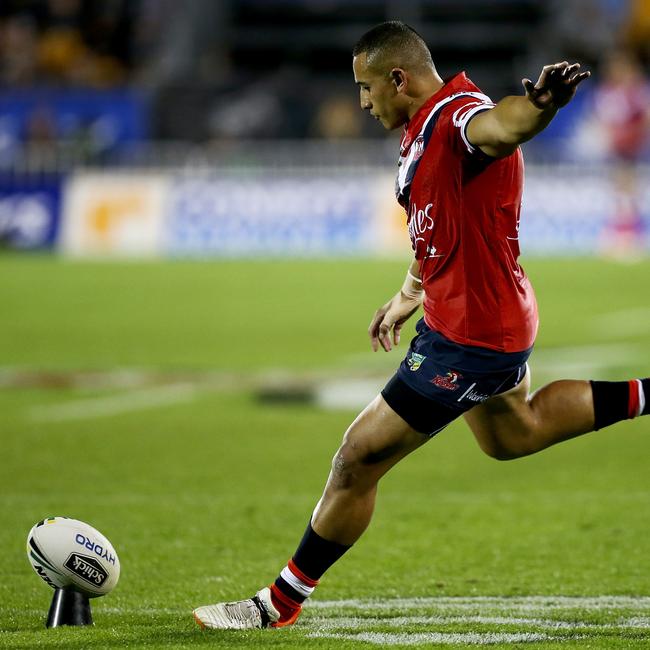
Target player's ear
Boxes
[390,68,407,93]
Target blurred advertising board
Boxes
[520,166,649,254]
[59,173,167,257]
[0,90,146,161]
[164,172,393,256]
[0,175,61,249]
[54,165,648,258]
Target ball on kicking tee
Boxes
[26,517,120,597]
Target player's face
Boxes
[353,53,408,130]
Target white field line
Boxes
[308,614,650,631]
[22,596,649,646]
[307,631,562,645]
[28,383,198,422]
[309,595,650,610]
[531,342,642,377]
[306,597,650,645]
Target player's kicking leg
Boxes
[464,367,649,460]
[193,393,429,629]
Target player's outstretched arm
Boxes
[467,61,591,158]
[369,260,423,352]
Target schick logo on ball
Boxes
[64,553,108,586]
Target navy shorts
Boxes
[381,318,532,437]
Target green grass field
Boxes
[1,254,649,649]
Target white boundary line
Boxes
[308,614,650,631]
[306,596,650,646]
[13,596,648,646]
[308,631,559,645]
[28,384,198,422]
[309,595,650,610]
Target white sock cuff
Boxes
[280,565,315,599]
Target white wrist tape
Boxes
[401,270,424,301]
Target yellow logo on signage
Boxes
[63,174,167,256]
[86,195,145,246]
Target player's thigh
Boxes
[463,365,535,457]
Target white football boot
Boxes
[193,586,280,630]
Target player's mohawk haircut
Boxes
[352,20,434,71]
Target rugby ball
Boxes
[26,517,120,598]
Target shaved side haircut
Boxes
[352,21,435,74]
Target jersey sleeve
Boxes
[441,95,496,157]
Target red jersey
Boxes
[396,72,538,352]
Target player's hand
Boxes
[522,61,590,110]
[368,291,421,352]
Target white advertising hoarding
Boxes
[59,173,169,257]
[56,166,649,258]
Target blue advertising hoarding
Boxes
[0,176,62,249]
[165,172,379,256]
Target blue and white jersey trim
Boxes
[396,91,494,206]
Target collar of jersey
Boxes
[400,71,471,155]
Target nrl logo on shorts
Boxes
[431,370,462,391]
[407,353,426,371]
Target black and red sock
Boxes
[590,378,649,430]
[271,522,351,622]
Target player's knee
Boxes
[485,445,521,461]
[330,443,362,489]
[329,430,378,490]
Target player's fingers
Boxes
[368,310,386,351]
[570,70,591,86]
[368,313,380,338]
[538,62,569,88]
[539,62,563,78]
[560,64,581,82]
[522,78,536,95]
[369,307,387,334]
[378,320,394,352]
[393,321,402,346]
[536,68,550,88]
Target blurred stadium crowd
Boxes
[1,0,649,145]
[0,0,649,255]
